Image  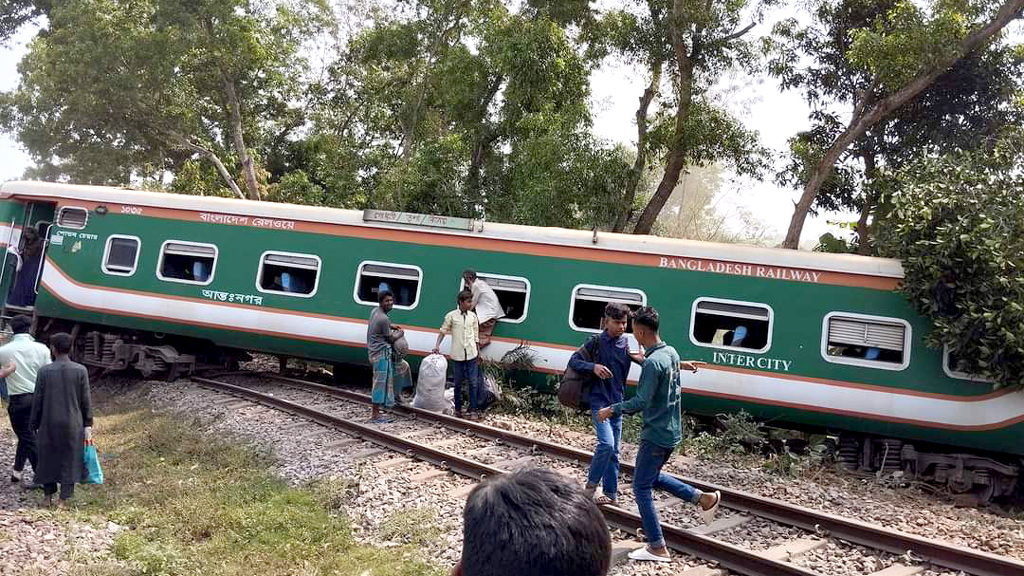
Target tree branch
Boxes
[782,0,1024,249]
[714,22,755,44]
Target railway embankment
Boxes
[0,383,442,576]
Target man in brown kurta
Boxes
[30,333,92,507]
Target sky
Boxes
[0,10,899,248]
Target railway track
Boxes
[191,373,1024,576]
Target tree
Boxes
[877,127,1024,389]
[776,0,1024,249]
[299,0,628,228]
[2,0,331,199]
[655,163,780,245]
[609,0,774,235]
[770,0,1023,254]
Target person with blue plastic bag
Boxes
[30,333,93,508]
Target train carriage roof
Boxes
[1,181,904,279]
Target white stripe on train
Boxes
[40,263,1024,430]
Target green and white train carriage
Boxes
[1,180,1020,499]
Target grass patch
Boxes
[379,507,443,548]
[62,388,443,576]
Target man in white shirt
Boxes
[0,315,51,484]
[462,270,504,349]
[433,290,481,419]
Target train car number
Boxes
[120,205,143,215]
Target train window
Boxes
[157,241,217,286]
[57,207,88,229]
[821,312,911,370]
[354,261,422,309]
[460,273,531,323]
[569,284,646,333]
[943,344,993,382]
[690,298,772,353]
[256,251,321,297]
[102,235,141,276]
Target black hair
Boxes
[458,289,473,303]
[10,315,31,335]
[604,302,630,321]
[50,332,73,355]
[378,289,395,304]
[632,306,660,332]
[461,467,611,576]
[462,269,477,281]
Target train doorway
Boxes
[2,201,55,316]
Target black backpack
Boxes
[557,335,600,410]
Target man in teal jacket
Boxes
[598,306,720,562]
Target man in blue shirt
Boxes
[568,303,644,505]
[598,306,719,562]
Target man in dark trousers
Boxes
[0,315,51,485]
[598,306,719,562]
[568,303,644,505]
[31,332,92,507]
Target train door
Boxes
[3,201,56,315]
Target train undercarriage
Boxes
[833,434,1020,504]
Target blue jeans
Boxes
[633,440,700,549]
[0,378,7,404]
[588,408,621,499]
[452,359,479,413]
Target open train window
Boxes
[690,298,772,353]
[821,312,910,370]
[943,344,993,382]
[157,240,217,286]
[569,284,646,333]
[257,251,320,297]
[354,261,422,309]
[460,273,531,323]
[102,235,140,276]
[57,206,88,229]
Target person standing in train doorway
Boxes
[598,306,720,563]
[432,290,481,419]
[568,303,644,505]
[367,290,405,424]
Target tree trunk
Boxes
[222,75,261,201]
[854,150,878,255]
[613,60,662,233]
[465,74,505,209]
[781,0,1024,249]
[179,138,246,200]
[632,0,696,236]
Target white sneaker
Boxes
[9,469,21,483]
[699,490,721,525]
[628,546,671,562]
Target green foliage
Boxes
[3,0,331,193]
[690,410,765,460]
[69,390,440,576]
[877,129,1024,388]
[815,232,855,253]
[767,0,1024,240]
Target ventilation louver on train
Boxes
[57,207,88,229]
[695,300,770,321]
[828,318,905,351]
[575,286,644,304]
[264,253,319,270]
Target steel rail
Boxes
[258,372,1024,576]
[192,376,820,576]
